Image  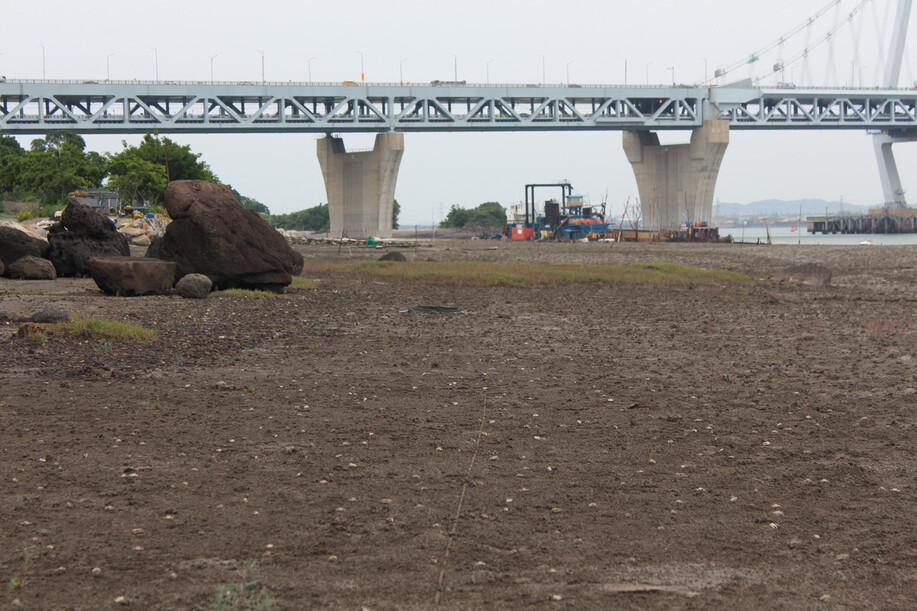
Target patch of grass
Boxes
[216,288,281,299]
[304,261,750,287]
[19,318,158,342]
[290,276,317,290]
[208,559,275,611]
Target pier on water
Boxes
[807,209,917,234]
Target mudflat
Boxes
[1,240,915,609]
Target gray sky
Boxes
[3,0,916,223]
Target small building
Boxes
[69,190,121,213]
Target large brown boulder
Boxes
[88,257,177,296]
[47,200,130,276]
[0,224,50,270]
[8,255,57,280]
[157,180,304,290]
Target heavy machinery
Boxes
[508,182,609,240]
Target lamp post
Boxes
[400,58,407,85]
[486,59,494,84]
[151,48,159,81]
[668,65,675,85]
[39,45,45,79]
[258,50,265,82]
[449,54,457,80]
[620,56,628,85]
[645,61,652,85]
[359,51,364,81]
[538,54,545,86]
[106,53,114,80]
[308,56,315,83]
[210,54,217,83]
[566,61,574,86]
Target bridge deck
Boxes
[1,80,916,134]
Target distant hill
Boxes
[714,199,871,216]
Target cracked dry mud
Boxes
[1,240,916,609]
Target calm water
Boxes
[725,226,917,246]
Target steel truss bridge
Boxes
[2,80,917,134]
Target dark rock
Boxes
[0,225,50,270]
[88,256,177,296]
[0,258,4,276]
[47,200,130,277]
[28,308,69,324]
[144,236,163,259]
[8,255,57,280]
[774,264,832,287]
[379,251,407,262]
[175,273,213,299]
[157,181,304,290]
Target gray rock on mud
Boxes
[175,273,213,299]
[8,255,57,280]
[774,264,832,286]
[379,251,407,262]
[0,225,50,270]
[47,200,130,276]
[28,308,69,324]
[155,180,304,291]
[88,256,177,296]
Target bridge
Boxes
[1,0,913,237]
[2,81,916,133]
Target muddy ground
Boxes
[1,240,916,609]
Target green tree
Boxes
[439,201,506,228]
[393,199,400,229]
[15,132,107,205]
[129,134,217,183]
[107,155,169,206]
[265,204,330,231]
[106,134,218,205]
[0,136,25,194]
[228,186,270,214]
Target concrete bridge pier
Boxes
[873,132,913,207]
[317,132,404,239]
[623,120,729,230]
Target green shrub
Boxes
[16,209,36,222]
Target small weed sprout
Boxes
[208,559,275,611]
[7,544,37,591]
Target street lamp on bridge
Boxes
[359,51,364,82]
[308,56,315,83]
[645,61,652,85]
[566,61,574,86]
[106,53,114,81]
[210,54,217,84]
[449,54,457,81]
[258,50,265,83]
[538,54,545,86]
[151,48,159,81]
[39,45,45,79]
[400,58,407,85]
[486,59,494,85]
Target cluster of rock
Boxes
[117,215,170,247]
[1,180,304,298]
[0,222,56,280]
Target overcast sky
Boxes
[3,0,916,223]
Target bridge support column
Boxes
[873,133,911,207]
[623,120,729,230]
[317,132,404,239]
